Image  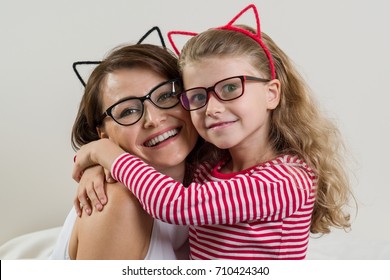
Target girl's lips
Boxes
[208,120,236,130]
[144,128,180,147]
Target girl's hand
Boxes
[74,165,107,216]
[72,139,125,183]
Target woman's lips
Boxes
[144,128,180,147]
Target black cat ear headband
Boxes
[72,26,166,87]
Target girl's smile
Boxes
[207,120,237,130]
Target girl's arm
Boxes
[74,165,105,216]
[73,139,315,226]
[72,138,124,182]
[74,165,115,216]
[111,153,315,226]
[72,139,123,215]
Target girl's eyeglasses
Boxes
[179,75,270,111]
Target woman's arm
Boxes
[69,182,153,259]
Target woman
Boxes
[51,43,199,259]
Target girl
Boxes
[73,4,352,259]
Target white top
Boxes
[50,207,189,260]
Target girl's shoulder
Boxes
[254,154,317,181]
[262,154,309,168]
[195,154,316,183]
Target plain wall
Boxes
[1,0,389,256]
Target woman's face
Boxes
[98,67,198,172]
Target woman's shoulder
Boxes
[70,182,153,259]
[98,182,154,228]
[92,182,153,227]
[105,182,140,209]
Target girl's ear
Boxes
[96,126,109,139]
[266,79,281,110]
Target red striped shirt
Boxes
[111,153,316,259]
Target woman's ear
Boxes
[96,126,109,139]
[266,79,281,110]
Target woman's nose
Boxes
[143,101,166,128]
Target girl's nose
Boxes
[205,93,224,118]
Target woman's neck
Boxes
[156,161,186,183]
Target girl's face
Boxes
[182,55,280,153]
[98,67,198,172]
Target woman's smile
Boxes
[144,127,181,147]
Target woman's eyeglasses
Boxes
[99,79,182,126]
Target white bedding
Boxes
[1,227,389,260]
[0,227,62,260]
[307,234,390,259]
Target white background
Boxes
[0,0,389,258]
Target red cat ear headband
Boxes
[168,4,276,80]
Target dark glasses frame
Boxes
[98,78,182,126]
[179,75,270,111]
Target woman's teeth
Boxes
[144,128,179,147]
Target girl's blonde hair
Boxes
[179,26,354,234]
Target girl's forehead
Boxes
[182,56,262,86]
[184,54,256,70]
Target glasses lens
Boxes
[215,77,243,100]
[151,80,181,109]
[181,88,208,110]
[111,99,143,125]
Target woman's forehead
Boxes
[101,68,168,105]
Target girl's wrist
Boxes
[98,139,124,170]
